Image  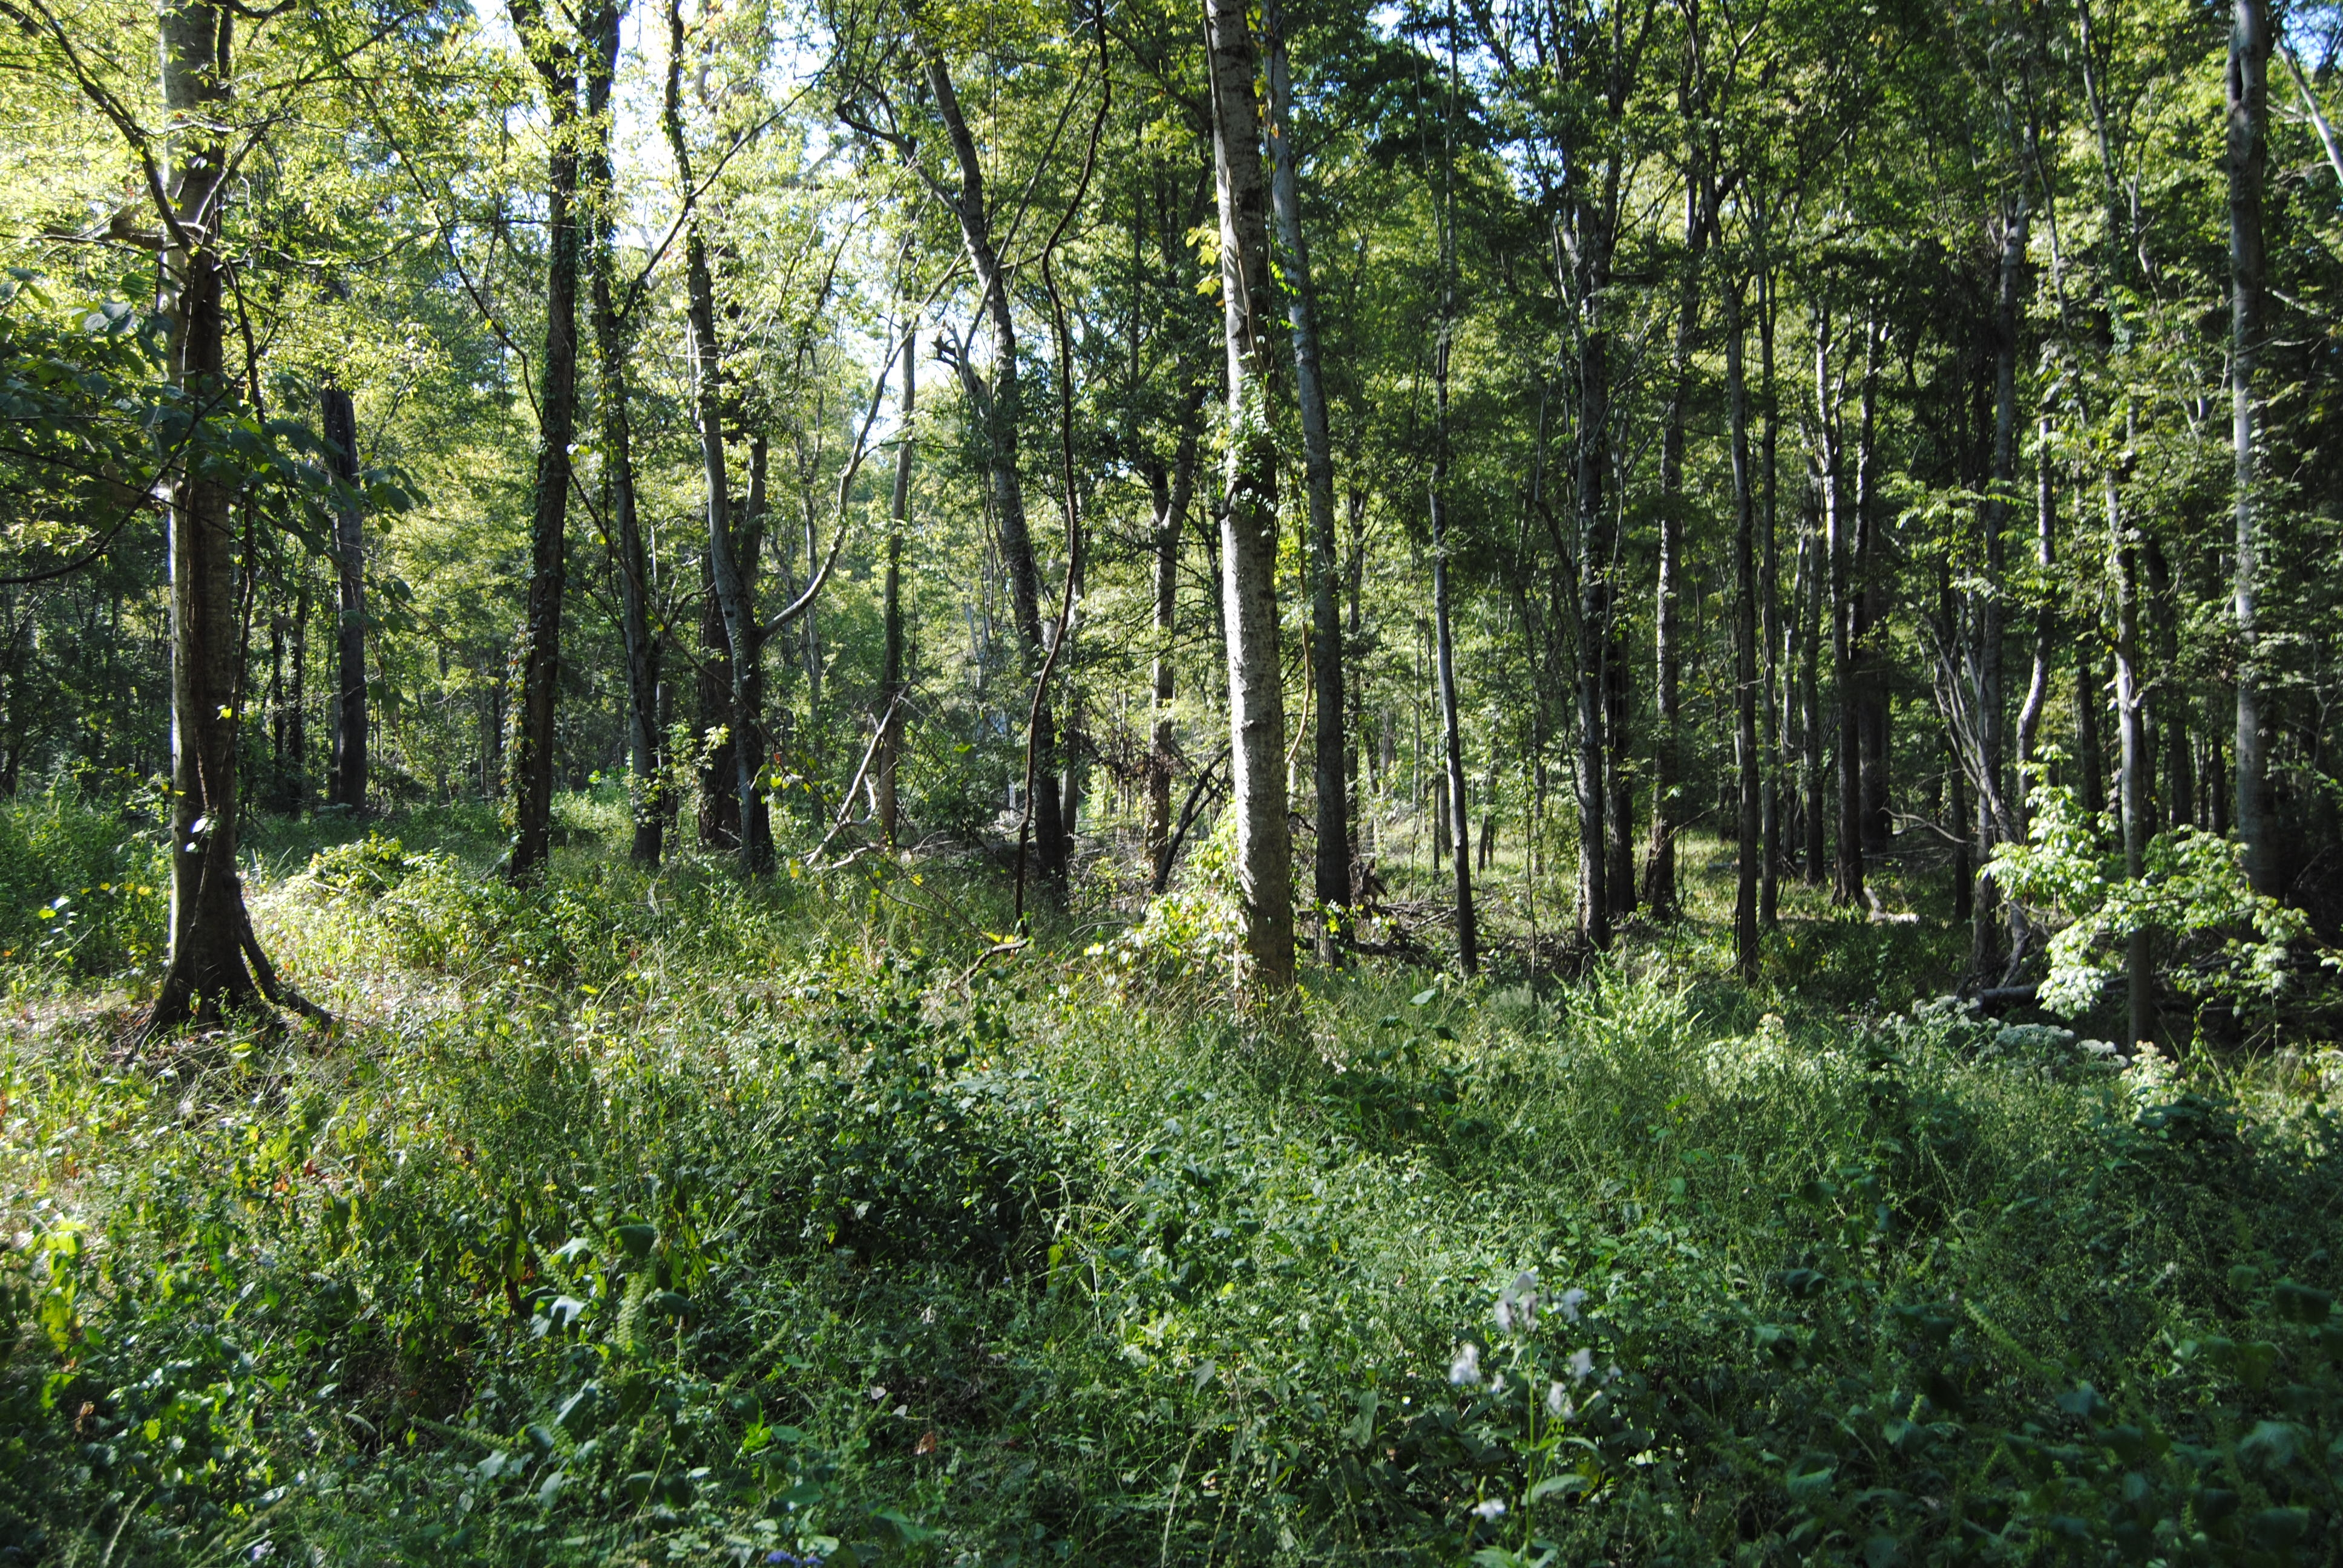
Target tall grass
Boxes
[2,804,2339,1564]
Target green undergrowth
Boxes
[2,811,2342,1565]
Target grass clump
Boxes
[1,802,2340,1565]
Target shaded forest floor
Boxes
[4,788,2343,1566]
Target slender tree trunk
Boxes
[1431,312,1476,975]
[1725,278,1760,980]
[1758,230,1782,927]
[2147,538,2191,829]
[2109,469,2154,1047]
[696,550,737,848]
[1798,489,1824,880]
[151,0,266,1025]
[1148,388,1205,892]
[286,577,307,812]
[1205,0,1293,987]
[2231,0,2275,891]
[1570,232,1613,949]
[1853,328,1890,855]
[1971,194,2026,974]
[1817,310,1863,904]
[1646,178,1710,918]
[506,0,578,886]
[1431,0,1476,974]
[1263,0,1349,957]
[320,387,367,813]
[584,0,661,865]
[877,315,916,849]
[2016,413,2057,841]
[923,48,1063,895]
[666,1,769,875]
[2078,644,2107,818]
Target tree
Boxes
[1263,0,1351,959]
[505,0,580,885]
[2230,0,2273,893]
[321,382,367,812]
[1205,0,1293,988]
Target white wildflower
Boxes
[1568,1347,1594,1383]
[1472,1498,1507,1520]
[1557,1287,1587,1324]
[1448,1343,1482,1385]
[1493,1298,1513,1332]
[1545,1382,1573,1418]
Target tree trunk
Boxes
[1817,309,1863,905]
[667,0,769,876]
[877,315,915,849]
[923,48,1064,895]
[2016,414,2057,842]
[585,0,661,866]
[2146,537,2191,829]
[2230,0,2275,892]
[2109,469,2154,1048]
[320,386,366,814]
[696,547,737,849]
[1645,190,1710,920]
[1970,194,2025,975]
[2077,645,2107,819]
[1431,303,1476,975]
[1205,0,1294,988]
[1263,0,1349,958]
[506,0,578,886]
[1430,1,1476,975]
[1757,231,1782,927]
[1570,227,1614,949]
[1725,277,1760,980]
[287,576,307,812]
[1147,388,1205,892]
[150,0,264,1027]
[1798,487,1825,881]
[1853,327,1890,855]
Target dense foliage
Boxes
[1,802,2341,1564]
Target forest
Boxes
[4,0,2343,1558]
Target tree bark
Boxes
[877,313,916,849]
[1816,308,1863,905]
[1147,387,1205,892]
[1430,0,1476,974]
[1798,485,1824,881]
[151,0,265,1027]
[922,48,1064,896]
[2230,0,2275,892]
[506,0,578,886]
[1205,0,1294,988]
[2015,413,2057,841]
[1262,0,1349,957]
[320,386,366,814]
[2109,468,2154,1048]
[584,0,661,865]
[1853,326,1890,855]
[1725,276,1760,981]
[1646,215,1703,918]
[667,0,768,875]
[1970,193,2026,974]
[1568,220,1615,949]
[1757,229,1782,927]
[2077,644,2106,819]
